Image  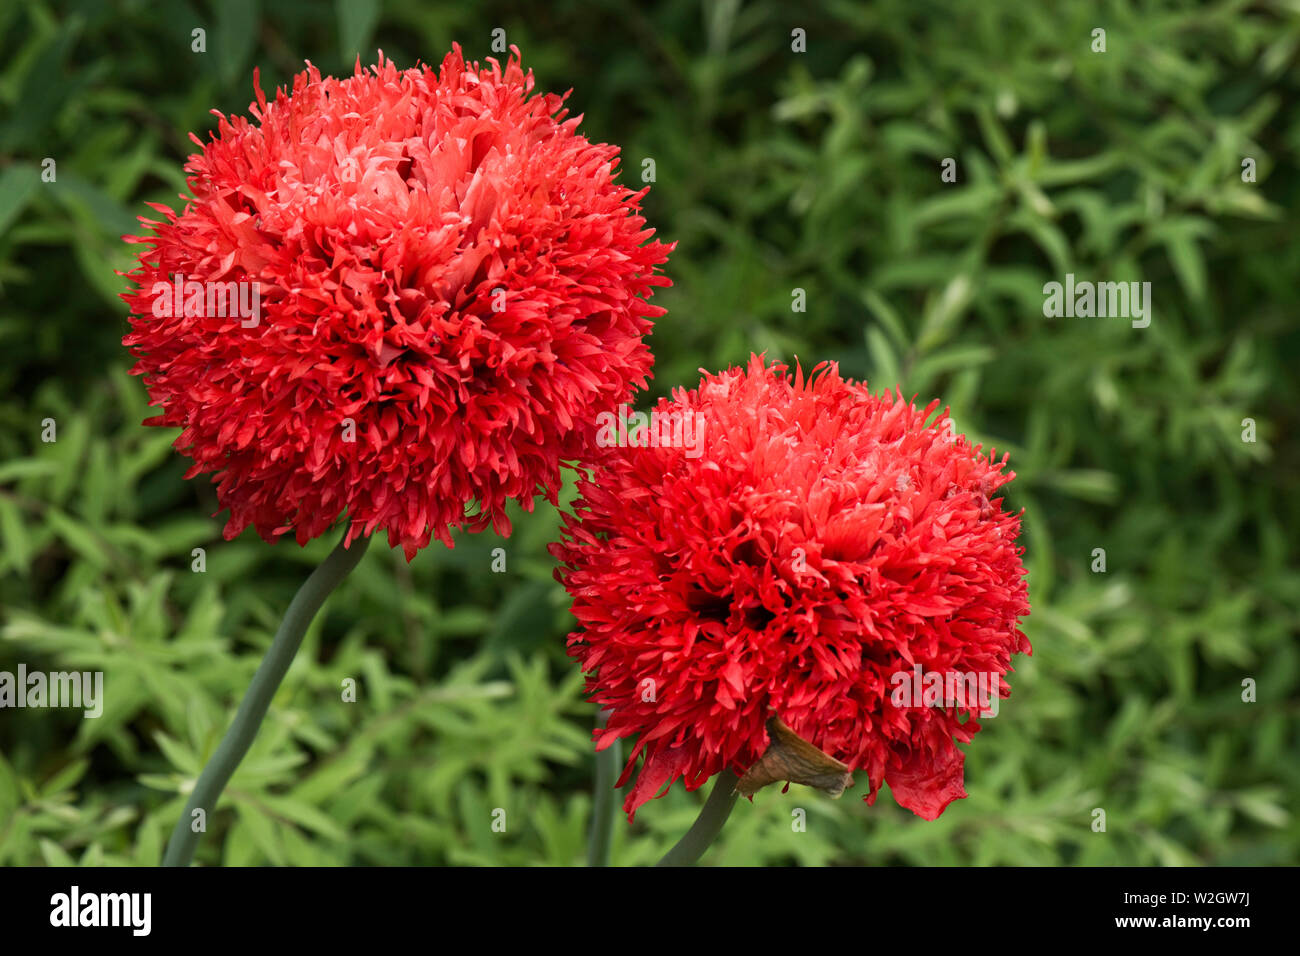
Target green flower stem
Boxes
[586,708,621,867]
[655,769,740,867]
[161,531,371,867]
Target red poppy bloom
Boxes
[551,355,1031,820]
[121,46,672,558]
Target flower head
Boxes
[551,355,1030,820]
[122,46,672,558]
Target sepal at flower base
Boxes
[736,715,854,798]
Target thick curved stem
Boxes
[655,769,740,867]
[161,531,370,867]
[586,708,621,867]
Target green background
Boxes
[1,0,1297,866]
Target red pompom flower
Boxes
[552,355,1031,820]
[122,46,672,558]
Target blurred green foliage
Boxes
[1,0,1298,866]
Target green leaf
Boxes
[0,496,32,575]
[336,0,380,65]
[215,0,260,87]
[258,794,347,841]
[40,759,89,798]
[234,802,287,865]
[39,839,77,867]
[151,731,200,776]
[45,508,113,568]
[865,326,901,388]
[0,164,39,237]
